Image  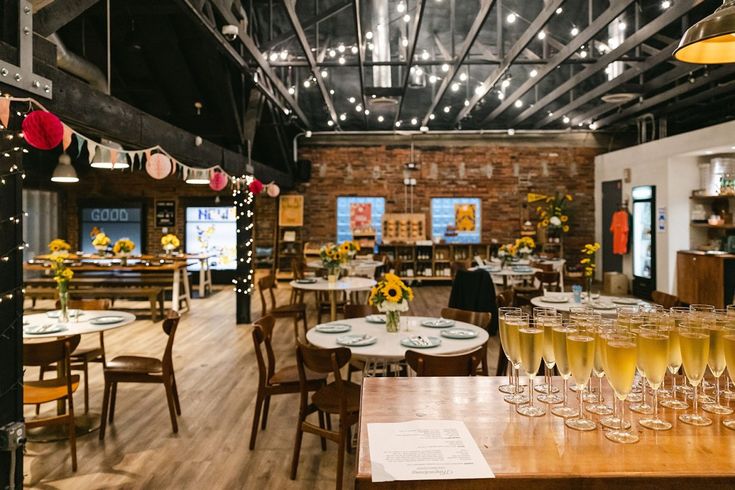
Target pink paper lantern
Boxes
[209,171,228,191]
[146,153,172,180]
[266,183,280,198]
[22,111,64,150]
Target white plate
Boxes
[47,309,82,319]
[589,301,616,310]
[612,298,639,305]
[337,334,377,347]
[315,323,351,334]
[541,296,569,304]
[365,314,386,324]
[440,328,478,339]
[400,336,442,348]
[24,324,68,335]
[89,316,125,325]
[295,278,317,284]
[421,318,455,328]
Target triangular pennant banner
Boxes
[62,124,73,151]
[0,98,9,128]
[109,149,118,169]
[76,133,86,156]
[87,140,96,164]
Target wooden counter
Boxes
[356,377,735,489]
[676,251,735,308]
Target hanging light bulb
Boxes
[429,74,437,84]
[675,0,735,63]
[395,120,402,127]
[397,1,406,13]
[459,72,468,81]
[401,38,409,47]
[338,56,346,65]
[327,120,334,127]
[303,79,311,88]
[280,50,288,60]
[410,118,418,125]
[329,49,336,57]
[338,44,346,53]
[443,105,451,113]
[288,86,295,94]
[429,113,435,120]
[537,31,546,40]
[403,14,411,23]
[351,45,358,54]
[441,63,449,72]
[529,69,538,78]
[571,26,579,36]
[366,31,374,40]
[340,113,347,121]
[348,96,356,103]
[377,115,384,122]
[421,50,430,60]
[451,82,460,91]
[506,13,517,24]
[514,99,523,108]
[562,115,570,124]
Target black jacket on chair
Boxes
[448,269,499,335]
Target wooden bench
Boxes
[26,286,165,321]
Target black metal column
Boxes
[235,179,254,324]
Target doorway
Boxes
[602,180,623,273]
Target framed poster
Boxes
[279,195,304,227]
[455,203,476,231]
[185,206,237,271]
[350,202,372,230]
[155,200,176,227]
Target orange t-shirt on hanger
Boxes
[610,210,629,255]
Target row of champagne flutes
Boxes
[497,303,735,444]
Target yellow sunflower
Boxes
[382,284,402,303]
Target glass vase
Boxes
[386,311,400,333]
[585,276,593,303]
[58,286,70,323]
[327,265,339,284]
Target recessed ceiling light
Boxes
[441,63,450,72]
[529,69,538,78]
[514,100,523,108]
[443,105,451,113]
[571,27,579,36]
[378,115,384,122]
[506,13,516,24]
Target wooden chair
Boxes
[440,307,491,331]
[316,290,348,324]
[652,291,680,310]
[24,335,82,471]
[99,312,181,440]
[39,299,111,414]
[406,345,487,376]
[497,289,515,308]
[535,270,561,293]
[291,342,360,490]
[258,274,308,342]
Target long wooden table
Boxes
[25,261,191,313]
[356,377,735,489]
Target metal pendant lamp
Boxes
[674,0,735,64]
[51,153,79,183]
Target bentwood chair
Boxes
[99,312,181,440]
[249,316,327,450]
[291,343,360,490]
[39,299,111,414]
[258,274,308,342]
[652,291,680,310]
[406,345,488,376]
[24,335,82,471]
[535,270,561,293]
[440,307,492,375]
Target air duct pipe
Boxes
[48,33,108,93]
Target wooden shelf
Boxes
[690,222,735,229]
[690,195,735,200]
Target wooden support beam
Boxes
[0,40,293,186]
[33,0,99,36]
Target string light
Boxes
[441,63,449,72]
[506,13,516,24]
[571,27,579,36]
[377,115,384,122]
[443,106,451,113]
[231,176,256,295]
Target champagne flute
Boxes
[660,310,688,410]
[722,331,735,430]
[625,313,646,404]
[599,329,632,430]
[689,309,716,401]
[498,307,523,394]
[725,305,735,401]
[565,324,597,431]
[702,312,734,415]
[587,320,614,415]
[538,313,563,404]
[604,333,639,443]
[503,312,530,405]
[516,320,546,417]
[629,324,654,415]
[551,323,579,418]
[533,307,559,395]
[638,326,672,430]
[678,321,712,426]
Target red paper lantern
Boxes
[22,111,64,150]
[209,171,228,191]
[248,178,264,195]
[146,153,173,180]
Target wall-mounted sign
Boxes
[279,195,304,227]
[155,200,176,227]
[657,207,666,233]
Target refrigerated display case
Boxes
[632,186,656,299]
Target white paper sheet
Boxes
[367,419,494,482]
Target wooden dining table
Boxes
[356,376,735,489]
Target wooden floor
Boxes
[22,279,500,490]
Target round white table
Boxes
[23,310,136,339]
[290,276,376,322]
[531,292,648,316]
[23,310,136,441]
[473,265,540,289]
[306,316,489,364]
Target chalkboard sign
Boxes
[156,200,176,227]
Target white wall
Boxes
[594,119,735,295]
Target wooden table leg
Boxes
[198,259,206,298]
[172,269,181,312]
[330,290,337,322]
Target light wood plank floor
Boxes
[22,280,500,489]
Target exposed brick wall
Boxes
[295,143,600,263]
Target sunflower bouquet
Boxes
[497,243,517,268]
[514,236,536,258]
[92,232,111,254]
[537,192,572,235]
[339,240,360,259]
[580,242,600,278]
[51,253,74,320]
[369,273,414,332]
[161,233,181,253]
